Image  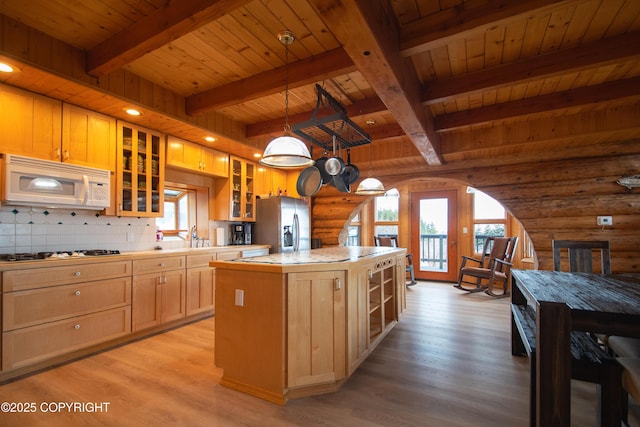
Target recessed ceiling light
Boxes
[0,62,15,73]
[204,136,216,142]
[124,108,141,116]
[253,153,262,158]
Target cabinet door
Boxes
[132,274,162,331]
[200,146,228,177]
[287,271,345,388]
[161,269,186,323]
[117,122,164,217]
[186,267,215,316]
[215,157,255,221]
[62,104,116,169]
[0,84,61,159]
[347,264,371,374]
[166,137,201,171]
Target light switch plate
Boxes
[235,289,244,307]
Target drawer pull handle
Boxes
[74,290,81,296]
[75,271,81,276]
[159,262,165,267]
[74,324,80,330]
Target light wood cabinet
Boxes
[368,257,397,346]
[2,307,131,371]
[116,121,165,217]
[214,156,256,222]
[0,83,62,160]
[61,104,116,169]
[255,166,287,197]
[166,136,228,177]
[1,260,132,371]
[186,253,216,316]
[132,256,186,331]
[287,271,345,388]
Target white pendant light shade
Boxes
[260,135,314,168]
[355,177,385,195]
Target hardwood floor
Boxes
[1,282,638,426]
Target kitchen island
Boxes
[210,246,407,404]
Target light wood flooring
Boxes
[1,282,638,426]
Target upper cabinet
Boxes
[61,104,116,170]
[214,157,256,222]
[0,85,116,171]
[255,166,287,197]
[166,136,228,177]
[116,121,165,217]
[0,84,61,159]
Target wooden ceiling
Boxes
[0,0,639,172]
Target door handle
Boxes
[335,278,341,290]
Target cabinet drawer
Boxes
[133,256,185,274]
[2,307,131,371]
[2,260,132,292]
[3,278,132,331]
[186,253,217,268]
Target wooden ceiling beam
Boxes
[400,0,582,57]
[87,0,251,77]
[423,31,640,104]
[308,0,443,166]
[186,48,356,114]
[434,76,640,131]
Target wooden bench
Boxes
[511,303,624,427]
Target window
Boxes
[156,188,195,239]
[471,188,505,252]
[347,213,361,246]
[374,188,399,237]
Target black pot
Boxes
[314,157,333,185]
[296,166,322,197]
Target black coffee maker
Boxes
[231,223,252,245]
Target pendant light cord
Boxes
[284,37,291,135]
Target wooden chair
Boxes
[373,236,416,286]
[552,239,611,274]
[454,236,518,297]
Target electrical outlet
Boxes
[235,289,244,307]
[596,216,613,226]
[126,231,134,242]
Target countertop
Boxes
[0,245,270,271]
[210,246,405,273]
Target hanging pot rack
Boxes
[292,84,372,152]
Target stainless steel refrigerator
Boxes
[255,196,310,253]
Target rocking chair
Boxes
[454,236,518,297]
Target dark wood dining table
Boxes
[510,269,640,427]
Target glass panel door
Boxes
[410,190,458,282]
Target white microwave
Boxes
[3,154,111,210]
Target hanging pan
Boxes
[296,165,322,197]
[343,148,360,184]
[324,135,345,177]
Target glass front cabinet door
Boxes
[215,157,255,222]
[117,122,165,217]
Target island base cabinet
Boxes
[287,271,345,389]
[215,269,286,404]
[2,307,131,370]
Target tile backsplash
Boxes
[0,205,157,254]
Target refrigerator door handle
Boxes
[293,213,299,252]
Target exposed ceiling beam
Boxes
[87,0,251,77]
[423,31,640,104]
[435,76,640,131]
[308,0,443,166]
[400,0,582,56]
[186,48,356,114]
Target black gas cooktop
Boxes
[0,249,121,262]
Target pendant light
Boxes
[260,31,314,169]
[355,138,385,195]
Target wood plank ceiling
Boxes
[0,0,638,172]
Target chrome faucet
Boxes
[190,226,198,248]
